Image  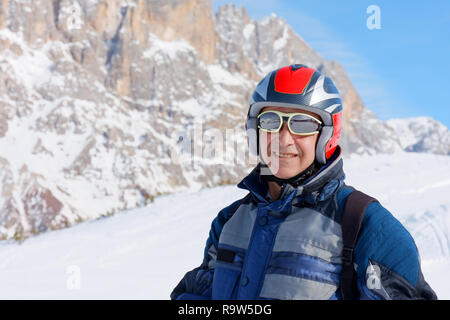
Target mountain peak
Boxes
[386,117,450,155]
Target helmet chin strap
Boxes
[259,160,319,188]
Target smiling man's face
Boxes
[259,106,320,179]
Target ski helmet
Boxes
[246,64,342,164]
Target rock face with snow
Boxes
[0,0,447,240]
[386,117,450,155]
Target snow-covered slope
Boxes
[0,152,449,299]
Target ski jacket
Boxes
[171,148,437,300]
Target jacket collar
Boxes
[237,146,345,212]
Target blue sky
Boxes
[213,0,450,128]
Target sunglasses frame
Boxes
[257,110,323,136]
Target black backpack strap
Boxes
[340,189,379,300]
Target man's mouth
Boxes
[273,151,298,158]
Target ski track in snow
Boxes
[0,152,449,299]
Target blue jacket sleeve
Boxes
[353,201,437,300]
[170,263,214,300]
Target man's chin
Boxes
[269,169,299,180]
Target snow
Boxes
[0,152,449,299]
[143,34,196,62]
[386,117,450,154]
[0,29,56,92]
[242,23,255,39]
[175,98,204,118]
[273,25,289,51]
[207,64,250,86]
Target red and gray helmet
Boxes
[246,64,343,164]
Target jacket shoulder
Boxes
[337,186,437,299]
[354,198,420,287]
[337,186,419,285]
[204,193,252,259]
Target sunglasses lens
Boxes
[289,115,320,134]
[258,112,281,131]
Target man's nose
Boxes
[278,122,295,146]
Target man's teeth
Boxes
[274,152,297,158]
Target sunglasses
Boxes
[257,110,323,136]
